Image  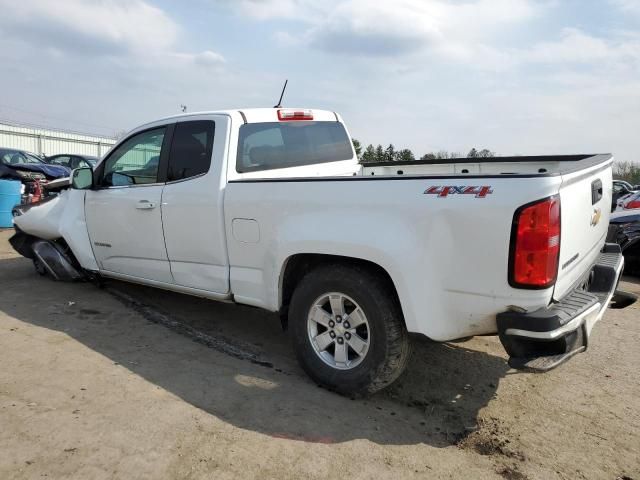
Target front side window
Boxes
[25,153,43,163]
[236,121,353,173]
[167,121,215,181]
[101,128,165,187]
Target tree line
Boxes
[352,139,494,163]
[613,160,640,186]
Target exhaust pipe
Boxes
[31,240,84,281]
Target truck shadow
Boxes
[621,274,640,288]
[0,256,510,447]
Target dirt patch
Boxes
[496,464,529,480]
[459,417,526,461]
[459,418,530,480]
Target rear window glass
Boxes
[236,121,353,173]
[0,150,42,165]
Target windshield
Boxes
[236,121,354,173]
[0,149,43,166]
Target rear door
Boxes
[161,115,230,293]
[85,126,173,283]
[554,157,613,300]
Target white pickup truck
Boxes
[9,108,632,396]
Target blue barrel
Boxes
[0,179,22,227]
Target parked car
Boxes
[45,154,98,170]
[617,190,640,211]
[614,180,634,190]
[615,192,634,211]
[608,209,640,275]
[612,180,637,212]
[8,108,633,395]
[0,148,71,203]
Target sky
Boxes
[0,0,638,161]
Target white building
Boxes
[0,121,117,158]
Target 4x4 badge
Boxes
[590,208,602,227]
[424,186,493,198]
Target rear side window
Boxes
[236,121,353,173]
[167,120,215,182]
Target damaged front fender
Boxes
[9,230,85,281]
[11,189,99,272]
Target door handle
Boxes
[136,201,156,210]
[591,179,603,205]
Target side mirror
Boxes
[71,167,94,190]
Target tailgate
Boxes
[553,155,614,301]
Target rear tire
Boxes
[289,264,411,396]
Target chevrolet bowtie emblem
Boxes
[590,208,602,227]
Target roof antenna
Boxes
[274,79,288,108]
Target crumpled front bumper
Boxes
[497,243,634,372]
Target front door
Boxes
[85,126,173,283]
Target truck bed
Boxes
[361,154,609,177]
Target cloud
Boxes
[193,50,227,66]
[610,0,640,15]
[0,0,224,64]
[307,1,444,56]
[0,0,177,53]
[232,0,317,20]
[170,50,226,67]
[526,28,640,64]
[235,0,542,57]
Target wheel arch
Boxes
[278,253,405,329]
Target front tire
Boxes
[33,258,47,276]
[289,264,411,396]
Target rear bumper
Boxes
[497,243,631,371]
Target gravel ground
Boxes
[0,229,638,480]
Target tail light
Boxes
[624,199,640,210]
[509,196,561,289]
[277,109,313,121]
